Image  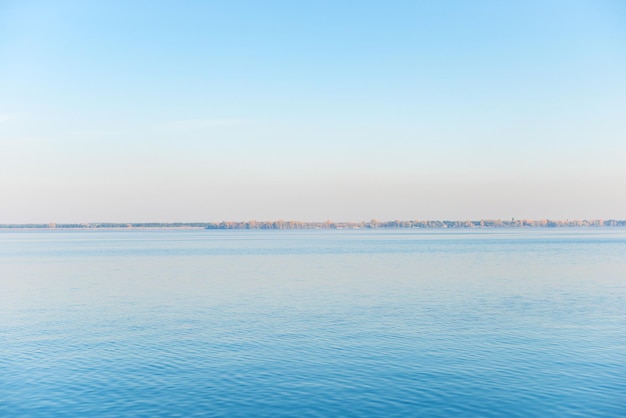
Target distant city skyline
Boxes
[1,1,625,223]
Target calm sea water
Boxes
[1,228,625,417]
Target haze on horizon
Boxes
[1,1,625,224]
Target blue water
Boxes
[1,229,625,417]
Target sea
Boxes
[1,228,625,417]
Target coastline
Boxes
[1,219,625,230]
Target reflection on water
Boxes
[1,229,626,416]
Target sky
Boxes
[1,0,625,223]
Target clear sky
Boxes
[1,0,625,223]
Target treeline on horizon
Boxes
[1,219,625,229]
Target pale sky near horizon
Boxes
[1,0,625,223]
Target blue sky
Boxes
[1,0,625,222]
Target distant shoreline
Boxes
[1,219,624,230]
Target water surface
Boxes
[1,229,625,417]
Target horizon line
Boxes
[1,218,625,229]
